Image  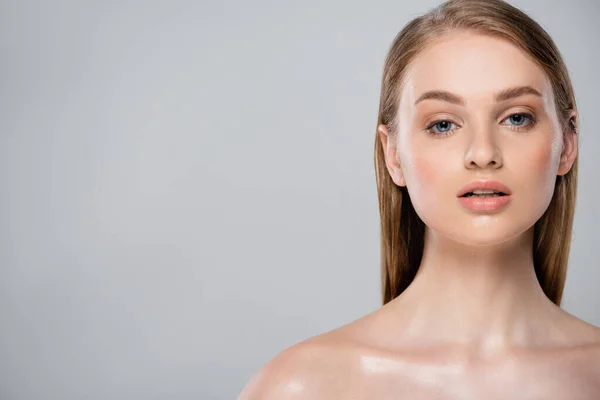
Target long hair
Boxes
[375,0,579,306]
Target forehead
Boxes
[400,31,554,107]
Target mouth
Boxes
[460,191,507,198]
[457,180,512,198]
[458,191,512,212]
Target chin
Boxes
[448,223,528,247]
[454,234,517,247]
[422,212,527,246]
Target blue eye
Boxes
[504,113,531,126]
[425,120,457,136]
[425,113,536,137]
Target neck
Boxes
[387,225,563,357]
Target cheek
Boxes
[403,150,451,220]
[507,137,561,224]
[412,155,444,193]
[525,141,559,198]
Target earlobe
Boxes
[377,124,406,187]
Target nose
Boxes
[464,129,503,170]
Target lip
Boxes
[457,180,512,197]
[458,194,512,212]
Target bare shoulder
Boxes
[552,310,600,383]
[237,307,387,400]
[236,335,358,400]
[578,321,600,372]
[558,308,600,349]
[559,321,600,395]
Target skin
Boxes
[238,31,600,399]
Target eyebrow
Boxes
[414,85,543,106]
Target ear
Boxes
[378,124,406,187]
[557,112,578,176]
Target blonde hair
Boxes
[374,0,579,306]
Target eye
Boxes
[502,113,536,130]
[424,120,457,136]
[424,113,537,137]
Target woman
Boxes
[239,0,600,398]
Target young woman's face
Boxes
[379,31,577,246]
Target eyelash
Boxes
[424,113,537,137]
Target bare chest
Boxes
[321,355,600,400]
[341,370,600,400]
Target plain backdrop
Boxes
[1,0,598,399]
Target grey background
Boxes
[1,0,598,399]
